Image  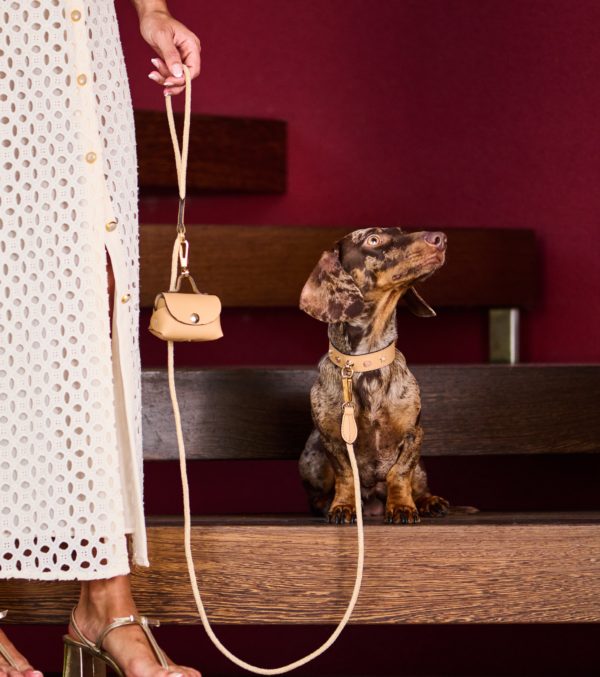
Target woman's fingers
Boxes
[176,34,201,79]
[164,86,185,97]
[148,58,184,88]
[151,57,170,78]
[143,19,201,95]
[152,27,184,78]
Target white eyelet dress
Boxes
[0,0,148,578]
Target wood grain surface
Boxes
[140,365,600,459]
[139,226,538,309]
[2,513,598,625]
[134,110,286,194]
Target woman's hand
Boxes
[134,3,201,96]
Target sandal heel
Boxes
[62,638,107,677]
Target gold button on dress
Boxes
[0,0,148,579]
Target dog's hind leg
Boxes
[299,428,335,516]
[412,459,450,517]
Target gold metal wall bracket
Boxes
[489,308,520,364]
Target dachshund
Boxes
[298,227,450,525]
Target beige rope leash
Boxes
[164,65,365,674]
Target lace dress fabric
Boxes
[0,0,148,579]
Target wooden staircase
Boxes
[3,226,599,629]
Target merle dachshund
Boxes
[298,227,450,525]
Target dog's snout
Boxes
[423,231,447,251]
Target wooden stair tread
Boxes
[147,510,600,526]
[139,226,538,308]
[4,511,599,625]
[141,365,600,459]
[135,110,286,194]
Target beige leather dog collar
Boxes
[328,340,397,372]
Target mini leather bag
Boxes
[147,65,223,343]
[148,275,223,342]
[149,66,363,676]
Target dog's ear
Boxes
[403,287,436,317]
[299,247,365,323]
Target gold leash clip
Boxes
[177,197,186,236]
[178,238,190,275]
[341,362,354,404]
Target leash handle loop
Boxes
[165,65,192,235]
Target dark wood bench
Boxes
[3,225,599,627]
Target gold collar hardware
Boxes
[328,341,397,445]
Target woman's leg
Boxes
[93,256,200,677]
[70,573,201,677]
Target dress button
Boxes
[85,151,97,163]
[105,219,118,232]
[121,293,131,303]
[70,9,82,21]
[77,74,88,86]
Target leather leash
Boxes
[164,65,382,674]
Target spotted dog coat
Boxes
[298,227,450,524]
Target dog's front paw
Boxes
[416,494,450,517]
[328,502,356,524]
[385,502,420,525]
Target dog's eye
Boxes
[366,235,381,247]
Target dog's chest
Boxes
[355,408,414,482]
[354,376,420,481]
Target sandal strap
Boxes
[69,606,96,650]
[96,614,168,668]
[0,610,19,668]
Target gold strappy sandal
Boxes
[62,606,170,677]
[0,610,19,670]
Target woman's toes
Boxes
[8,669,27,677]
[161,667,200,677]
[176,668,201,677]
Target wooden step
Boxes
[134,110,286,194]
[139,226,537,309]
[141,365,600,460]
[3,512,599,625]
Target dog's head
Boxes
[299,227,447,323]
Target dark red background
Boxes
[120,0,599,366]
[17,2,600,676]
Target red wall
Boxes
[116,0,600,365]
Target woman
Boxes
[0,1,202,675]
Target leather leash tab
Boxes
[340,364,357,443]
[341,403,358,444]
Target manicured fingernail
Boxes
[171,64,183,78]
[151,58,160,67]
[148,72,160,81]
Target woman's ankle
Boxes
[77,575,137,618]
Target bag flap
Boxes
[160,292,222,326]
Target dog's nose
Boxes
[423,231,447,251]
